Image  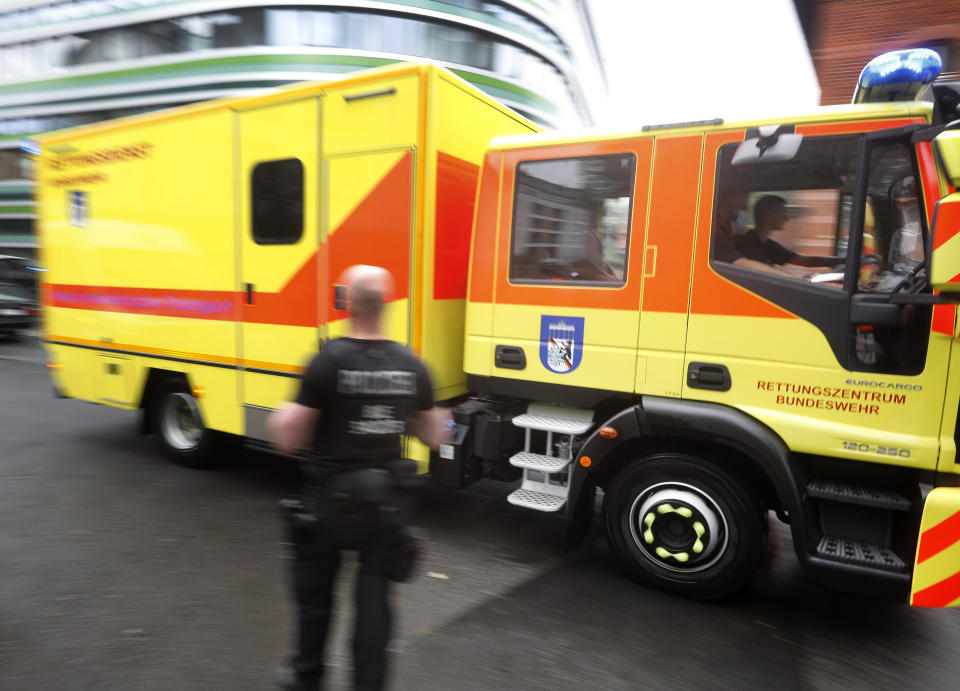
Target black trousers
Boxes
[289,524,392,691]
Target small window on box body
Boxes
[251,158,303,245]
[510,153,635,285]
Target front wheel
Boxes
[604,453,767,600]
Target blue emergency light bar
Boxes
[854,48,943,104]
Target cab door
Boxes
[636,134,704,398]
[487,141,651,399]
[237,97,322,439]
[686,122,951,470]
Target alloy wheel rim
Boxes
[628,481,729,574]
[161,392,203,451]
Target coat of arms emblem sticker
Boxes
[539,315,584,374]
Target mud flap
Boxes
[910,487,960,607]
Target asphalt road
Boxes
[2,335,959,690]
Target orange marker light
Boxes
[580,456,592,468]
[192,385,206,399]
[599,426,618,439]
[46,361,61,370]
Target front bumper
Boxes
[911,486,960,607]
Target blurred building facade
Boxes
[801,0,960,105]
[0,0,606,259]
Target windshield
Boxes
[858,142,925,293]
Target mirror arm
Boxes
[888,292,960,305]
[912,124,945,143]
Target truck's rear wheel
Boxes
[154,379,219,468]
[604,453,767,600]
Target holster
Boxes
[280,457,424,582]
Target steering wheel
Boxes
[889,259,926,295]
[887,228,905,268]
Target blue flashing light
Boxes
[855,48,942,104]
[859,49,942,88]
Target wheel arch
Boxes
[138,368,191,434]
[596,435,780,508]
[565,397,807,553]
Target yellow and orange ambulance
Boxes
[28,52,960,605]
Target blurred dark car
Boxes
[0,254,40,303]
[0,281,37,337]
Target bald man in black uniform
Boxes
[269,265,450,691]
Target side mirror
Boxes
[929,189,960,292]
[934,130,960,188]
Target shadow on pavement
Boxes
[392,515,956,691]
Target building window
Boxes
[251,158,303,245]
[510,154,635,285]
[0,7,574,122]
[925,39,957,79]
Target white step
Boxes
[512,403,593,435]
[509,451,570,473]
[507,488,566,512]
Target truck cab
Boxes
[446,49,960,603]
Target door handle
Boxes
[245,283,254,305]
[495,345,526,370]
[687,362,731,391]
[334,285,348,311]
[343,86,397,103]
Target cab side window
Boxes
[851,141,930,374]
[711,135,859,286]
[710,130,932,375]
[510,154,635,285]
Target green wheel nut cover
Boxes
[645,503,707,562]
[643,512,655,544]
[655,546,689,562]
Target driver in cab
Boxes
[713,187,791,276]
[735,195,842,272]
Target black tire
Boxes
[604,452,767,600]
[152,377,222,469]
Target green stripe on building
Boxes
[0,205,34,215]
[0,53,558,118]
[0,54,394,96]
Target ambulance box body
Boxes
[35,63,538,444]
